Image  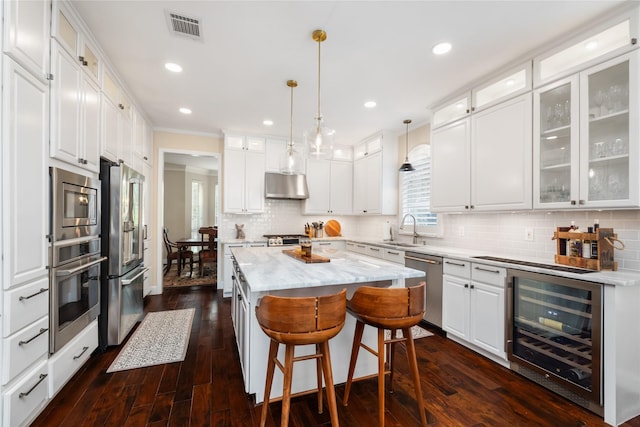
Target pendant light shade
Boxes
[280,80,304,174]
[399,119,415,172]
[305,29,334,159]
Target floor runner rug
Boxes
[384,325,434,340]
[107,308,195,373]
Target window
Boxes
[399,144,442,236]
[190,180,204,238]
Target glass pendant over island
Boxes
[280,80,304,174]
[305,29,334,159]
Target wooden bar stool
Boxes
[256,289,347,427]
[342,283,427,427]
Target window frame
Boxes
[398,143,443,238]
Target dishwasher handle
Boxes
[404,255,441,265]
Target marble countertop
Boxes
[232,246,425,293]
[348,238,640,287]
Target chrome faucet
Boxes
[400,214,419,244]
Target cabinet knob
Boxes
[570,200,577,205]
[579,200,585,205]
[464,205,469,209]
[118,103,124,110]
[470,284,475,289]
[464,283,469,288]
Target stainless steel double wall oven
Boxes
[49,168,105,353]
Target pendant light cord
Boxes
[405,122,410,162]
[289,83,294,155]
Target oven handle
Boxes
[404,255,441,265]
[55,256,107,277]
[122,267,149,285]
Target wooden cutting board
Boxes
[325,219,341,236]
[282,249,331,264]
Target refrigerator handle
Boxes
[122,267,149,285]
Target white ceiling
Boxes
[71,0,627,145]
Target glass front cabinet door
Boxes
[534,51,638,208]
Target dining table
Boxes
[174,238,214,275]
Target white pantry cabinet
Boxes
[534,51,639,209]
[442,259,507,363]
[100,69,133,165]
[431,92,532,212]
[304,158,352,215]
[223,135,265,214]
[1,57,51,427]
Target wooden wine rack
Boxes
[553,227,617,271]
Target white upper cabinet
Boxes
[352,132,397,215]
[432,62,532,130]
[432,92,533,212]
[100,69,135,166]
[304,154,353,215]
[2,0,50,81]
[534,51,639,209]
[534,13,637,87]
[223,135,265,213]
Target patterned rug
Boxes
[163,263,217,288]
[107,308,195,373]
[384,325,434,340]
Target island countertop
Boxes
[231,246,425,292]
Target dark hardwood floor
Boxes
[33,286,640,427]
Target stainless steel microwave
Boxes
[51,167,100,241]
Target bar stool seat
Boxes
[342,283,427,427]
[256,289,347,427]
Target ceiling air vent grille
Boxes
[166,11,202,40]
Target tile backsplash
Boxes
[219,201,640,272]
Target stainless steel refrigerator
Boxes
[99,159,147,349]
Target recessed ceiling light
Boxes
[432,42,452,55]
[505,79,515,86]
[585,41,598,50]
[455,103,464,109]
[179,107,192,114]
[263,119,274,126]
[364,101,377,109]
[546,135,558,140]
[165,62,183,73]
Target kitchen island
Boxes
[230,245,425,404]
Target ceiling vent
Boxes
[165,11,202,41]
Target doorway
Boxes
[157,149,220,291]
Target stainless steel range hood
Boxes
[264,172,309,199]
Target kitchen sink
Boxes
[381,242,419,247]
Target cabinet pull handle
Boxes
[445,261,465,267]
[387,251,400,255]
[356,245,366,248]
[19,374,47,398]
[73,346,90,360]
[369,247,380,252]
[19,328,48,346]
[319,242,331,246]
[405,256,440,265]
[19,288,48,301]
[474,266,501,274]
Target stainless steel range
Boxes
[263,234,309,247]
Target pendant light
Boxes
[399,119,416,172]
[280,80,304,174]
[305,29,334,159]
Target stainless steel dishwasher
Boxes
[405,252,443,328]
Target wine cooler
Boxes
[507,269,603,416]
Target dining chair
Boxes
[163,227,194,277]
[198,227,218,277]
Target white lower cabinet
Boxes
[48,320,98,397]
[2,317,49,386]
[2,360,49,427]
[345,241,404,264]
[442,259,507,362]
[223,242,266,297]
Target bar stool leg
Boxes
[403,327,427,427]
[281,344,295,427]
[343,320,365,405]
[260,340,279,427]
[320,341,340,427]
[388,329,397,392]
[377,328,386,427]
[316,344,324,414]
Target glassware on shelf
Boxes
[593,141,606,158]
[593,89,605,117]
